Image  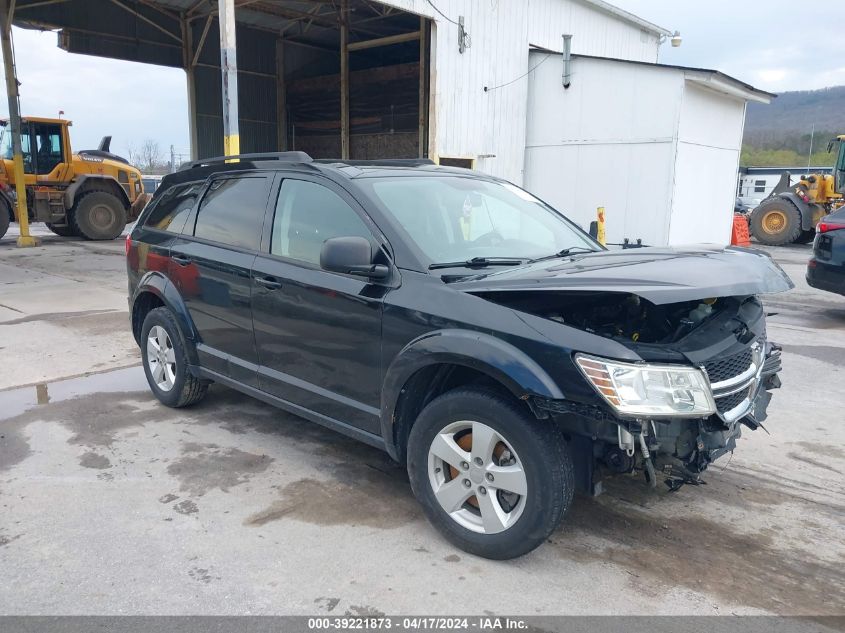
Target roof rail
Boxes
[314,158,436,167]
[180,151,313,171]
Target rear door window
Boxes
[193,175,272,251]
[143,182,203,233]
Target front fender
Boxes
[779,192,816,231]
[380,329,564,459]
[131,271,199,361]
[65,174,130,209]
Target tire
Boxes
[140,307,208,408]
[795,229,815,245]
[407,387,574,560]
[749,198,802,246]
[45,222,78,237]
[71,190,127,240]
[0,204,9,240]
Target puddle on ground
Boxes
[0,365,147,421]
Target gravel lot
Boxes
[1,226,843,616]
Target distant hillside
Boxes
[741,86,845,167]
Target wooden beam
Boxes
[418,17,426,158]
[347,30,420,52]
[276,38,287,151]
[288,62,419,94]
[340,0,349,159]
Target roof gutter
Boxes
[576,0,672,37]
[684,71,774,104]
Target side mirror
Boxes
[320,236,389,280]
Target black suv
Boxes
[127,152,792,559]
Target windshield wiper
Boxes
[428,256,525,270]
[529,246,598,263]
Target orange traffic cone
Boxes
[731,214,751,247]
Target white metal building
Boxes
[15,0,772,245]
[737,166,832,198]
[524,52,773,245]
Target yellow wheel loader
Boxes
[0,117,149,241]
[749,135,845,246]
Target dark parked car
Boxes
[807,206,845,297]
[127,152,792,559]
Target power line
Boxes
[425,0,459,26]
[483,54,551,93]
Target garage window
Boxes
[193,176,272,251]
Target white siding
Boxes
[375,0,662,183]
[524,54,681,245]
[523,54,753,246]
[669,83,746,244]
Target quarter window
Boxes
[193,176,271,250]
[142,182,203,233]
[271,179,373,265]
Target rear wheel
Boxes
[795,229,815,244]
[140,307,208,408]
[407,388,574,560]
[46,222,78,237]
[71,190,127,240]
[749,198,802,246]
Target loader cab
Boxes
[832,136,845,194]
[0,117,72,181]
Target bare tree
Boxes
[128,139,165,173]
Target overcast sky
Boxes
[2,0,844,159]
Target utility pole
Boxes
[170,144,175,172]
[0,0,38,247]
[807,122,815,172]
[217,0,239,158]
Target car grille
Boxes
[705,347,754,384]
[715,387,749,414]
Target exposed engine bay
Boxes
[472,290,728,344]
[475,289,782,494]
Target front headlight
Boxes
[575,354,716,418]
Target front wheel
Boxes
[0,205,9,240]
[407,388,574,560]
[749,198,802,245]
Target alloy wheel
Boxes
[146,325,177,391]
[427,420,527,534]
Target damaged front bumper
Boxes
[535,341,783,494]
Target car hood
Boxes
[452,245,794,304]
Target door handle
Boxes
[172,254,191,266]
[255,276,282,290]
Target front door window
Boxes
[32,123,64,175]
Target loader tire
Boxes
[750,198,802,246]
[71,191,127,240]
[795,229,816,245]
[46,222,78,238]
[0,204,9,240]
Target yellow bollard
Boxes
[596,206,606,246]
[12,153,38,248]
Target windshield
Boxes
[365,176,599,266]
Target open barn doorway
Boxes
[13,0,431,161]
[278,1,431,160]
